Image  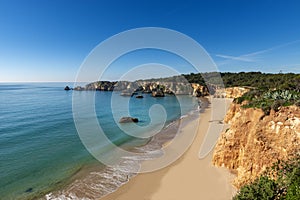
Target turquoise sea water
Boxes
[0,83,198,200]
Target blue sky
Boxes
[0,0,300,82]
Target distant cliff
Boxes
[213,103,300,188]
[213,86,250,98]
[68,80,252,99]
[71,80,211,97]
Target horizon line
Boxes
[1,71,299,83]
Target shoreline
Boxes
[101,97,235,200]
[45,95,202,199]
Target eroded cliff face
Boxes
[191,83,209,97]
[213,103,300,188]
[73,81,211,96]
[213,87,250,98]
[225,87,250,99]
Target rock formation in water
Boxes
[64,86,71,90]
[213,103,300,188]
[71,79,252,98]
[119,117,139,123]
[151,89,165,97]
[72,80,212,97]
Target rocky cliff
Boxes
[213,86,250,98]
[213,103,300,188]
[225,87,250,98]
[71,81,250,98]
[72,81,210,96]
[191,83,210,97]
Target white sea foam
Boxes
[45,107,199,200]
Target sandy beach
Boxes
[101,98,235,200]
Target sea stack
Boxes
[64,86,71,90]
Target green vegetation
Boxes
[183,72,300,199]
[185,72,300,113]
[77,73,300,111]
[144,72,300,113]
[145,72,300,90]
[183,72,300,90]
[234,89,300,115]
[220,72,300,90]
[233,156,300,200]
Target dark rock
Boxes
[64,86,71,90]
[165,90,175,95]
[134,86,144,92]
[131,92,138,97]
[136,95,144,98]
[152,90,165,97]
[25,188,33,193]
[119,117,139,123]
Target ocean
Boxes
[0,83,199,200]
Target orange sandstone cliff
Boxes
[213,87,250,98]
[213,103,300,188]
[225,87,250,98]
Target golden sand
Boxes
[101,98,234,200]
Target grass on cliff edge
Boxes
[234,89,300,115]
[233,155,300,200]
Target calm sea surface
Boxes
[0,83,198,199]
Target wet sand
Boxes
[101,98,235,200]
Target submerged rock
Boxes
[119,117,139,123]
[25,188,33,193]
[135,95,144,98]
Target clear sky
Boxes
[1,0,300,82]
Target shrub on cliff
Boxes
[233,156,300,200]
[234,89,300,114]
[183,72,300,92]
[233,176,277,200]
